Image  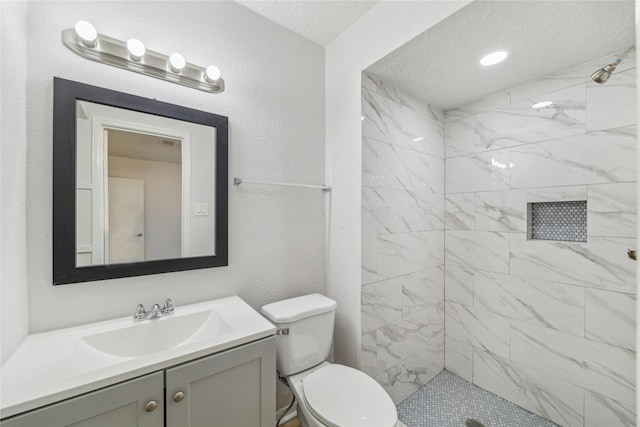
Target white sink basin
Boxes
[1,296,275,419]
[61,309,234,377]
[83,310,232,358]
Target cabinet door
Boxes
[1,372,164,427]
[166,337,275,427]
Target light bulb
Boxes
[75,21,97,47]
[127,38,145,61]
[169,53,186,73]
[480,50,508,66]
[205,65,221,82]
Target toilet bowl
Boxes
[287,362,398,427]
[261,294,398,427]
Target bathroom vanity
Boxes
[0,297,276,427]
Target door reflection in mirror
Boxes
[108,176,146,264]
[75,100,216,267]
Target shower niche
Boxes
[527,200,587,242]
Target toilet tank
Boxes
[261,294,337,375]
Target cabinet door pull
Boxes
[145,400,158,412]
[174,391,185,402]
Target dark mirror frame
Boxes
[53,77,228,285]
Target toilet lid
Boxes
[302,364,397,427]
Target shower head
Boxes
[590,60,621,84]
[590,46,635,84]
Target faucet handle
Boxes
[133,304,147,321]
[151,304,162,317]
[162,298,174,315]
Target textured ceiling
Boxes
[236,0,378,46]
[366,0,635,110]
[108,129,182,165]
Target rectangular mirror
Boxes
[54,78,228,284]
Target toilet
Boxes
[261,293,399,427]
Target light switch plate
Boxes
[194,202,209,216]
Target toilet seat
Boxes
[302,364,397,427]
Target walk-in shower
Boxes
[361,1,635,426]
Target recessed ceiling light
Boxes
[531,101,553,109]
[480,50,508,66]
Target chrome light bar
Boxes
[62,25,225,93]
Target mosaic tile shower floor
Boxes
[396,370,559,427]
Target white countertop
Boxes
[0,296,275,419]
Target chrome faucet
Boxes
[133,299,175,321]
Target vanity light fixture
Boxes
[480,50,508,66]
[63,21,225,93]
[531,101,553,109]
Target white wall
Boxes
[0,1,30,363]
[325,0,470,368]
[0,1,326,343]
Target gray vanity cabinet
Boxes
[1,372,164,427]
[1,337,275,427]
[166,336,276,427]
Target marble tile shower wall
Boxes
[444,53,637,427]
[360,73,446,404]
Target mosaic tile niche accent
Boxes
[527,201,587,242]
